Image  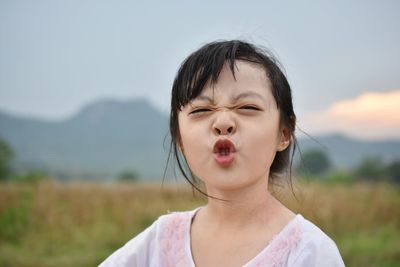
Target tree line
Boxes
[0,138,140,182]
[296,149,400,183]
[1,138,399,183]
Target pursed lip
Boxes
[213,138,236,154]
[213,138,236,166]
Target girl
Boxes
[100,40,345,266]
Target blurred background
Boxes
[0,1,399,266]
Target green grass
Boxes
[337,224,400,267]
[0,181,399,266]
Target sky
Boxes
[0,0,399,140]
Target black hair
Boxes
[167,40,297,195]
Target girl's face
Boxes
[178,61,290,192]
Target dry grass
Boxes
[0,180,399,267]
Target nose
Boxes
[212,111,236,136]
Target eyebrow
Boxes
[194,91,265,104]
[231,91,265,103]
[195,95,215,104]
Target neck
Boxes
[202,178,282,229]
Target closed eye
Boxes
[189,108,212,114]
[239,105,261,111]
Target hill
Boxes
[0,98,399,180]
[297,133,400,168]
[0,99,169,180]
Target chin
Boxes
[204,177,254,191]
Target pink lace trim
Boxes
[159,212,192,267]
[159,211,303,267]
[249,222,303,267]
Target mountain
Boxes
[296,134,400,169]
[0,98,399,180]
[0,98,170,180]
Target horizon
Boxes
[1,94,399,142]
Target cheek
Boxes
[180,136,209,180]
[243,122,280,168]
[178,119,209,163]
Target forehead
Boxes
[193,60,272,102]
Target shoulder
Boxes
[157,209,196,226]
[288,215,345,267]
[98,209,197,267]
[296,215,339,249]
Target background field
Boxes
[0,180,399,267]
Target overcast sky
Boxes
[1,1,399,140]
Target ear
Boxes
[177,136,185,154]
[277,127,291,152]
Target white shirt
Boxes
[99,208,345,267]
